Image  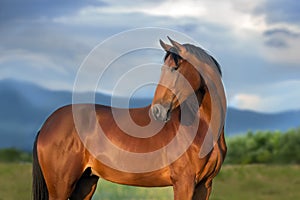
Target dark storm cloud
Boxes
[0,0,106,23]
[0,0,106,89]
[253,0,300,49]
[0,0,299,112]
[263,28,300,48]
[264,28,300,38]
[264,38,287,48]
[255,0,300,24]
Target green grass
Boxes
[93,181,173,200]
[210,165,300,200]
[0,163,300,199]
[0,163,32,200]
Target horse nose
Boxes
[151,104,170,122]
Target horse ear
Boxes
[159,39,172,51]
[167,36,187,57]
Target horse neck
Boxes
[176,88,209,126]
[198,87,212,121]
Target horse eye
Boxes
[171,66,179,72]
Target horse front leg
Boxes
[172,175,195,200]
[192,180,212,200]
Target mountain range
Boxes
[0,79,299,151]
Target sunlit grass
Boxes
[93,180,173,200]
[93,165,300,200]
[0,163,32,200]
[0,163,300,200]
[210,165,300,200]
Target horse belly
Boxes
[90,159,172,187]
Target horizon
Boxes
[1,77,300,115]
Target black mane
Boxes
[184,44,222,76]
[163,44,222,76]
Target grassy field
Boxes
[0,163,32,200]
[0,163,299,200]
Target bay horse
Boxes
[32,37,227,200]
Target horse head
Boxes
[151,38,206,122]
[151,37,226,130]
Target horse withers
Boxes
[32,38,227,200]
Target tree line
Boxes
[225,128,300,164]
[0,148,32,163]
[1,128,300,164]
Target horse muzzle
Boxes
[151,104,171,122]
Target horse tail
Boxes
[32,131,49,200]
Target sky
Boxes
[0,0,300,113]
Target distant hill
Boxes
[0,79,299,150]
[225,107,300,135]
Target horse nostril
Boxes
[151,104,170,122]
[153,105,160,115]
[151,104,161,120]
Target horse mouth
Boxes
[151,104,172,122]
